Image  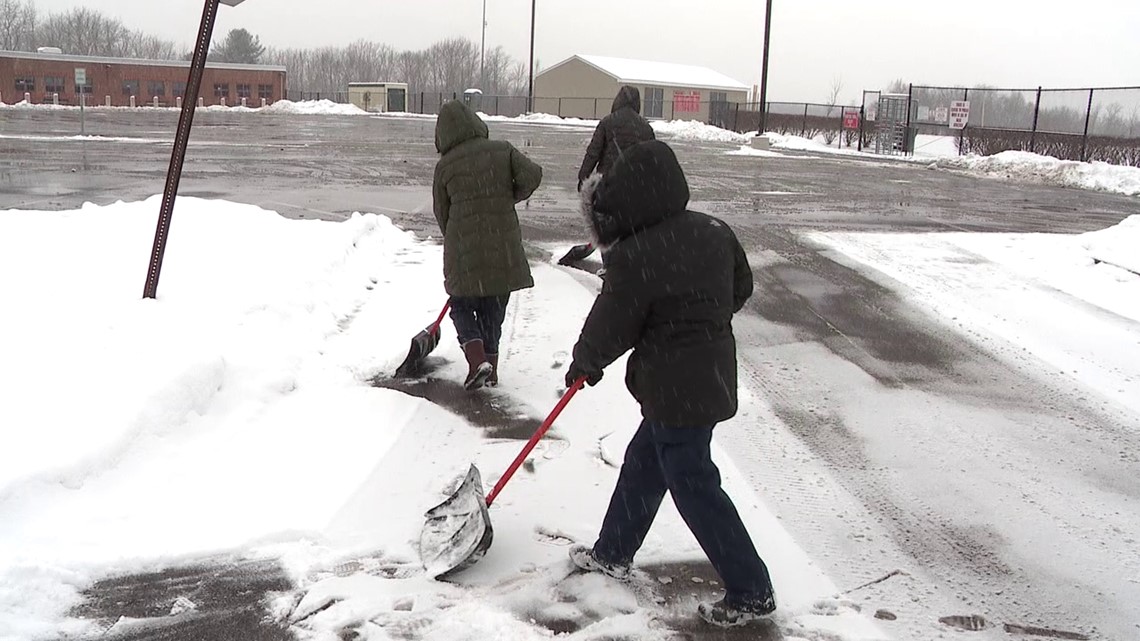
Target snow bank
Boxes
[931,150,1140,197]
[478,112,599,128]
[0,99,369,116]
[651,119,750,144]
[260,99,368,116]
[1080,214,1140,276]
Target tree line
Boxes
[0,0,530,96]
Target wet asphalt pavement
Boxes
[3,108,1138,641]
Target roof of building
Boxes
[0,49,286,73]
[541,54,748,92]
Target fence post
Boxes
[958,88,968,156]
[558,97,562,118]
[734,103,740,133]
[1081,88,1094,162]
[594,98,599,119]
[858,105,864,152]
[420,92,424,114]
[495,95,500,116]
[905,84,914,155]
[1030,86,1042,154]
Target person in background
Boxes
[557,85,655,266]
[564,140,776,628]
[432,100,543,390]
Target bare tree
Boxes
[0,0,37,51]
[825,77,843,112]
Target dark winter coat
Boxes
[433,100,544,297]
[576,86,656,188]
[570,140,753,425]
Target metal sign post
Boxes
[142,0,247,299]
[74,67,86,134]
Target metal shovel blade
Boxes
[557,243,596,266]
[394,325,441,378]
[419,464,494,579]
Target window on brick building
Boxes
[236,84,251,98]
[44,77,65,94]
[15,77,35,92]
[122,80,139,96]
[213,83,229,98]
[258,84,274,100]
[173,82,186,97]
[148,81,165,96]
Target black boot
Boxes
[462,340,493,391]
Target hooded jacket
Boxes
[570,140,753,425]
[576,86,656,187]
[433,100,544,297]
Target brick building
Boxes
[0,50,286,107]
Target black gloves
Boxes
[565,361,602,388]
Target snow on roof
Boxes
[570,55,748,92]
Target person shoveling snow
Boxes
[563,140,777,628]
[558,85,656,268]
[431,100,543,390]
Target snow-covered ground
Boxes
[809,215,1140,420]
[0,197,882,641]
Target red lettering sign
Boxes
[673,91,701,114]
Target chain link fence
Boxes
[904,84,1140,166]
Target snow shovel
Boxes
[420,377,587,578]
[557,242,596,265]
[394,301,451,378]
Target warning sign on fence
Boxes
[843,108,860,130]
[949,101,970,130]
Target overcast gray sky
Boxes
[24,0,1140,102]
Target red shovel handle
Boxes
[430,301,451,332]
[485,377,586,506]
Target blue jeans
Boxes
[593,420,775,605]
[449,295,510,355]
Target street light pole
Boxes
[480,0,487,89]
[758,0,772,134]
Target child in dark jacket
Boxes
[565,140,776,628]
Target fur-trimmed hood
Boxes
[578,140,690,247]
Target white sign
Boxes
[74,67,86,86]
[949,100,970,130]
[934,107,949,123]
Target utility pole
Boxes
[143,0,248,299]
[758,0,772,134]
[527,0,535,113]
[480,0,487,89]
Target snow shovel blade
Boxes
[394,325,441,378]
[557,243,596,265]
[419,464,494,579]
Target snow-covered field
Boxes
[0,197,881,641]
